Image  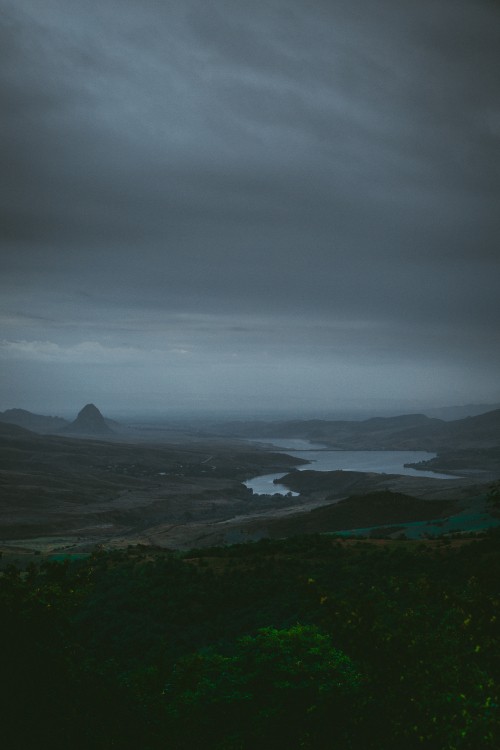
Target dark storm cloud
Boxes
[1,0,499,412]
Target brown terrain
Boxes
[0,406,499,557]
[0,419,304,553]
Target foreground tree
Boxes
[164,624,362,749]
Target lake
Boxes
[244,439,456,496]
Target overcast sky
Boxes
[1,0,499,418]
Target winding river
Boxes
[244,439,457,496]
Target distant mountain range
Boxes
[0,408,69,434]
[423,403,500,421]
[1,404,500,456]
[216,408,500,452]
[0,404,116,436]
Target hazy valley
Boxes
[1,404,499,560]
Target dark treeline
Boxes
[2,532,500,749]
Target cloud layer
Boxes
[1,0,499,415]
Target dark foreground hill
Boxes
[240,490,456,538]
[0,421,36,438]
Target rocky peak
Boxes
[65,403,113,434]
